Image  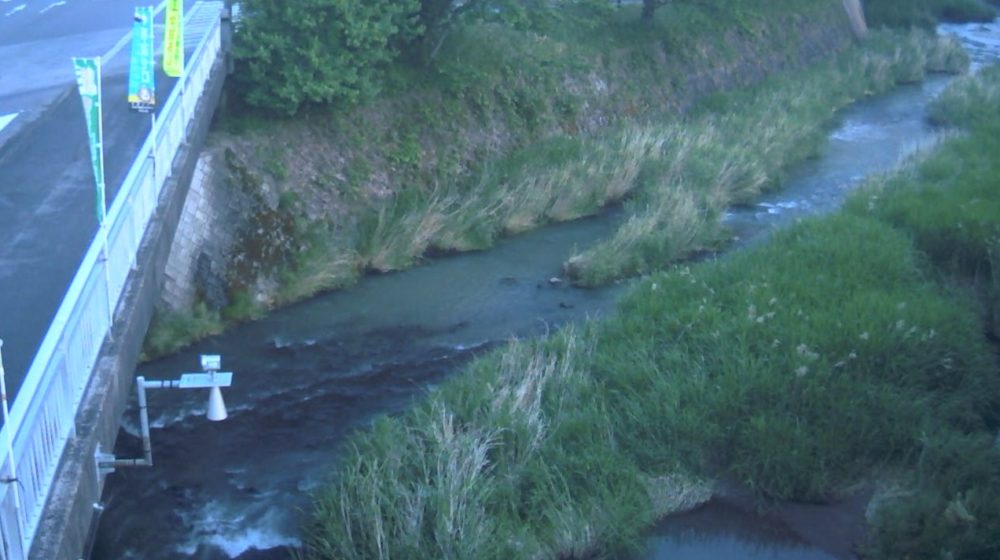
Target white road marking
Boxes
[101,0,167,61]
[38,1,66,14]
[0,112,19,134]
[3,3,25,16]
[102,2,223,62]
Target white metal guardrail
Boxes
[0,4,223,558]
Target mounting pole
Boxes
[97,355,232,475]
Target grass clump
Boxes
[305,329,654,560]
[928,62,1000,127]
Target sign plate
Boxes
[178,372,233,389]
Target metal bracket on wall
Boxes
[95,445,117,478]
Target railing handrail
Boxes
[0,4,223,557]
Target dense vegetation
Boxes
[231,0,997,115]
[150,0,857,356]
[148,0,996,353]
[232,0,613,115]
[157,0,1000,558]
[304,62,1000,560]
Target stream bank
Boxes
[94,19,1000,560]
[148,0,863,357]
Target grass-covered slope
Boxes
[147,0,861,356]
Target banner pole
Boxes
[96,56,115,329]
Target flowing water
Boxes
[92,21,1000,560]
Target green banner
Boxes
[128,6,156,110]
[72,57,106,224]
[163,0,184,78]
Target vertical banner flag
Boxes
[163,0,184,77]
[72,57,106,223]
[128,6,156,111]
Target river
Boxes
[91,19,1000,560]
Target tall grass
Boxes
[305,62,1000,560]
[306,212,999,558]
[305,329,654,560]
[564,29,968,286]
[351,29,968,285]
[929,62,1000,126]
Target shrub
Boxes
[233,0,420,115]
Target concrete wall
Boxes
[161,152,232,311]
[27,32,230,560]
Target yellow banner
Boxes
[163,0,184,77]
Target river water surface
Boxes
[92,20,1000,560]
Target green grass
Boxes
[847,61,1000,336]
[147,0,869,361]
[929,63,1000,127]
[847,62,1000,558]
[213,0,850,273]
[598,216,997,500]
[304,214,999,559]
[564,29,968,286]
[303,63,1000,560]
[350,28,967,285]
[142,302,223,359]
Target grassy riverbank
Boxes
[145,0,858,357]
[562,29,966,285]
[303,65,1000,560]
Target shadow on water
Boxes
[93,20,1000,560]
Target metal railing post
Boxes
[0,340,26,554]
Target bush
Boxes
[233,0,420,115]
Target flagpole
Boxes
[151,5,158,191]
[95,57,115,329]
[0,339,25,550]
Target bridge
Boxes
[0,2,232,558]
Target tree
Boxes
[641,0,670,22]
[233,0,421,115]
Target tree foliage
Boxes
[641,0,671,22]
[233,0,420,115]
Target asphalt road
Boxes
[0,0,196,398]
